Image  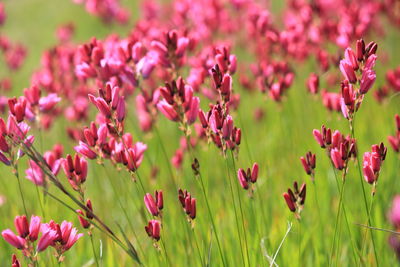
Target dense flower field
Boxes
[1,0,400,266]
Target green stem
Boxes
[35,184,46,219]
[154,125,178,190]
[101,165,145,257]
[192,227,204,266]
[329,166,358,266]
[185,135,226,267]
[13,165,28,215]
[298,219,301,267]
[352,119,379,266]
[160,238,171,267]
[230,151,251,266]
[359,190,379,266]
[224,155,245,266]
[89,233,100,267]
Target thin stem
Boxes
[329,166,358,266]
[89,232,100,267]
[224,155,245,266]
[192,227,204,266]
[352,118,379,266]
[329,172,346,266]
[312,181,324,262]
[269,221,292,267]
[101,165,145,257]
[154,125,178,190]
[359,191,379,266]
[230,151,251,266]
[13,165,28,215]
[35,184,46,219]
[185,134,226,267]
[298,219,301,267]
[160,238,171,267]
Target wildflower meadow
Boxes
[1,0,400,266]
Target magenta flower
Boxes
[359,69,376,94]
[157,99,179,122]
[389,195,400,229]
[38,93,61,112]
[306,73,319,94]
[74,141,97,159]
[330,148,344,170]
[145,220,161,241]
[144,191,163,217]
[2,229,26,249]
[178,189,196,220]
[362,143,387,185]
[339,59,357,84]
[36,229,57,252]
[237,163,259,190]
[40,220,83,253]
[283,181,306,218]
[300,151,316,180]
[25,160,44,186]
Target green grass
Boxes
[0,0,400,266]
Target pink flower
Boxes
[145,220,160,241]
[306,73,319,94]
[74,141,97,159]
[36,229,57,252]
[330,148,344,170]
[144,193,159,216]
[339,59,357,83]
[39,93,61,112]
[283,192,296,212]
[2,229,26,249]
[157,100,179,122]
[237,169,249,189]
[362,144,386,184]
[389,195,400,229]
[25,160,44,186]
[14,215,29,238]
[60,221,83,251]
[28,216,41,241]
[178,189,197,220]
[186,97,199,125]
[359,69,376,94]
[312,129,325,148]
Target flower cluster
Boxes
[62,154,88,192]
[300,152,316,182]
[2,215,82,263]
[199,103,241,154]
[282,181,306,219]
[237,163,259,192]
[144,191,164,217]
[157,78,199,129]
[145,220,161,242]
[76,199,94,229]
[313,125,357,171]
[0,116,33,166]
[362,143,387,187]
[339,40,377,120]
[178,189,196,221]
